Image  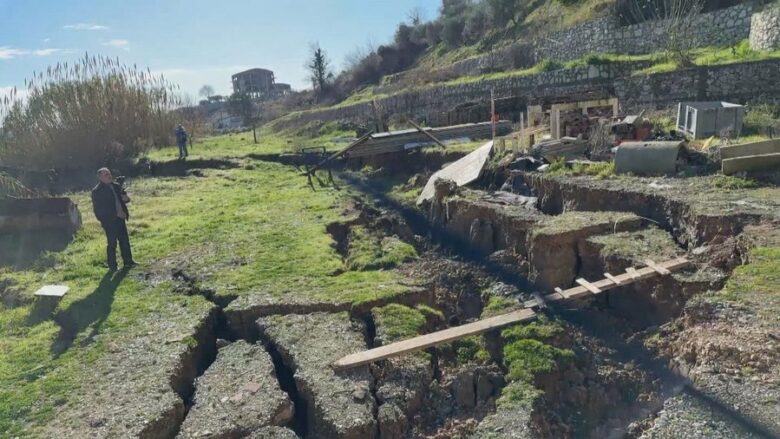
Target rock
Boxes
[451,370,476,408]
[257,312,377,439]
[177,340,293,438]
[246,426,299,439]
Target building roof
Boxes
[232,68,274,79]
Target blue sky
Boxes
[1,0,439,100]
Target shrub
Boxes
[0,54,179,170]
[538,59,563,71]
[743,103,780,138]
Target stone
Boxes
[257,312,377,439]
[177,341,293,438]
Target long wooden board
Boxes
[333,257,689,370]
[333,308,536,370]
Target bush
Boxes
[442,16,466,47]
[538,59,563,71]
[743,103,780,138]
[0,54,179,170]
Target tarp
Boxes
[417,141,493,205]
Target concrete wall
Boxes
[274,59,780,129]
[750,3,780,51]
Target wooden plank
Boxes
[334,257,689,370]
[34,285,69,298]
[575,278,602,294]
[644,259,671,275]
[332,308,537,370]
[604,272,622,286]
[307,131,373,174]
[405,117,447,149]
[722,152,780,175]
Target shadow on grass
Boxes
[48,269,128,357]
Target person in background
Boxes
[175,124,189,159]
[91,168,135,271]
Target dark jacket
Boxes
[91,182,129,224]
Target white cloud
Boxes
[42,38,51,43]
[63,23,109,31]
[0,47,29,60]
[33,48,62,56]
[101,39,129,50]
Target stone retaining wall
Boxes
[274,59,780,129]
[385,2,772,86]
[750,3,780,51]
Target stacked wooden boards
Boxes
[346,121,512,158]
[721,139,780,175]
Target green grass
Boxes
[345,226,418,271]
[501,319,573,383]
[547,158,615,179]
[713,175,758,190]
[372,303,428,342]
[634,40,780,75]
[0,133,422,434]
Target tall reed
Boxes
[0,54,181,170]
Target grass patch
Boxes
[501,319,573,383]
[372,303,427,342]
[634,40,780,75]
[713,175,758,190]
[0,133,422,434]
[547,158,615,178]
[345,226,418,271]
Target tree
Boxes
[407,7,425,25]
[199,84,215,99]
[228,92,260,143]
[307,43,333,98]
[488,0,522,27]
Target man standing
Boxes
[175,124,189,159]
[91,168,135,271]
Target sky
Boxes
[0,0,440,101]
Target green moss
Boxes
[718,245,780,306]
[345,226,418,271]
[416,304,445,321]
[503,338,574,382]
[372,303,427,342]
[496,381,543,409]
[547,158,615,179]
[455,335,492,364]
[713,175,758,190]
[481,295,521,317]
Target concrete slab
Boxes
[418,141,493,205]
[34,285,69,298]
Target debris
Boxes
[720,138,780,175]
[348,121,511,158]
[33,285,69,298]
[417,141,494,205]
[478,191,537,208]
[614,141,687,175]
[677,101,744,139]
[532,137,588,162]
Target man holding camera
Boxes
[91,168,136,271]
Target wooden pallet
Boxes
[332,257,689,370]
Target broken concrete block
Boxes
[257,312,376,439]
[178,340,293,438]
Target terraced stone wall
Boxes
[750,3,780,51]
[275,58,780,129]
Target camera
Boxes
[115,175,126,187]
